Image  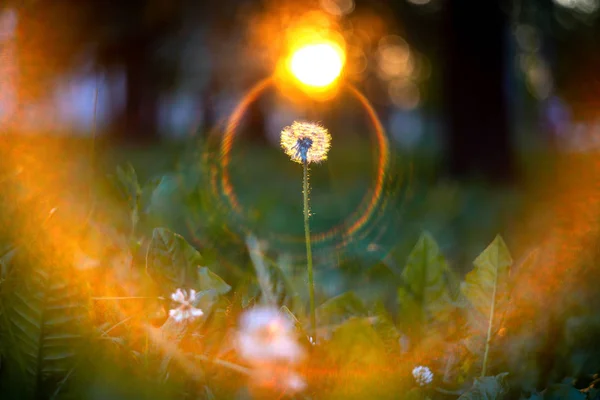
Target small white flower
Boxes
[412,365,433,386]
[236,306,304,364]
[168,288,203,323]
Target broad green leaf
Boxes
[146,228,203,291]
[458,373,509,400]
[398,232,452,338]
[197,267,231,295]
[0,251,89,399]
[316,291,368,328]
[462,235,512,325]
[461,235,512,367]
[147,228,230,297]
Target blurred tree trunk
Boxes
[441,0,516,184]
[123,45,159,142]
[107,36,160,143]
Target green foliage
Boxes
[2,154,599,400]
[111,164,142,233]
[146,227,204,292]
[458,373,510,400]
[196,267,231,295]
[398,232,453,339]
[317,291,368,328]
[318,317,402,399]
[461,235,512,374]
[0,249,89,399]
[110,164,162,244]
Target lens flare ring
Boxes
[217,76,391,251]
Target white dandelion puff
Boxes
[412,365,433,386]
[281,121,331,164]
[168,288,203,323]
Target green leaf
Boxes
[316,291,368,328]
[371,302,401,351]
[462,235,512,328]
[461,235,512,374]
[146,228,203,291]
[0,251,89,399]
[398,232,452,338]
[197,267,231,295]
[147,228,230,297]
[458,373,510,400]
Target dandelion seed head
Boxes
[412,365,433,386]
[281,121,331,164]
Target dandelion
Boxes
[168,288,203,323]
[281,121,331,164]
[280,120,332,343]
[236,306,304,364]
[412,366,434,386]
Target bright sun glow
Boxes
[289,42,344,88]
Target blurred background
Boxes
[2,0,598,153]
[1,0,600,261]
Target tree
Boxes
[9,0,190,142]
[440,0,516,184]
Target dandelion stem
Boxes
[303,160,316,343]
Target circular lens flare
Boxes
[289,42,344,88]
[215,76,392,255]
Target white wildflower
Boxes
[236,306,304,364]
[412,365,433,386]
[168,288,203,323]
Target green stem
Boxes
[303,160,316,343]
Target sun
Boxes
[288,42,345,88]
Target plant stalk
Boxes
[481,265,499,377]
[303,160,316,342]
